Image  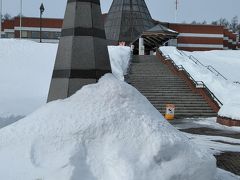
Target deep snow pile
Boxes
[0,74,217,180]
[0,39,57,116]
[0,39,131,118]
[160,47,240,120]
[108,46,131,81]
[0,113,23,129]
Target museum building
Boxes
[1,16,239,51]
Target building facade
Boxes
[1,17,62,43]
[1,17,239,51]
[167,23,239,51]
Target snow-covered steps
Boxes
[126,55,217,118]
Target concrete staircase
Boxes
[126,55,217,118]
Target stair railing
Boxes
[206,66,228,80]
[188,55,206,67]
[163,54,223,106]
[176,49,228,81]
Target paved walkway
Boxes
[215,152,240,175]
[169,119,240,176]
[180,127,240,139]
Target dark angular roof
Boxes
[144,24,178,34]
[105,0,155,44]
[131,23,179,52]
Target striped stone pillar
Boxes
[47,0,112,102]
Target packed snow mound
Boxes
[218,103,240,120]
[108,46,131,81]
[0,74,216,180]
[160,46,240,120]
[0,39,58,116]
[0,40,131,117]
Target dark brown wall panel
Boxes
[169,24,224,34]
[178,37,223,44]
[178,47,223,51]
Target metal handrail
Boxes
[177,49,189,57]
[189,55,206,67]
[206,66,228,80]
[163,54,223,106]
[176,49,228,81]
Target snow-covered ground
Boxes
[0,39,130,125]
[160,47,240,120]
[0,39,57,117]
[173,118,240,153]
[0,39,239,179]
[174,118,240,132]
[188,50,240,82]
[0,73,236,180]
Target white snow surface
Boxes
[160,46,240,120]
[108,46,131,81]
[0,39,238,179]
[218,103,240,120]
[0,39,131,117]
[174,118,240,154]
[188,50,240,82]
[0,74,217,180]
[0,39,57,116]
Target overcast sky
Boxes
[1,0,240,23]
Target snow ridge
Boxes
[0,74,216,180]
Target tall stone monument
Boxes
[47,0,112,102]
[105,0,155,44]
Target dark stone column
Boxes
[47,0,112,102]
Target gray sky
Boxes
[1,0,240,23]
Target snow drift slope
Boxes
[160,47,240,120]
[0,39,57,116]
[187,50,240,82]
[0,74,216,180]
[0,39,131,117]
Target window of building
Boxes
[42,31,50,39]
[53,32,61,39]
[21,31,28,38]
[27,31,32,38]
[31,31,40,39]
[6,32,14,38]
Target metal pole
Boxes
[39,3,44,43]
[0,0,2,38]
[40,11,42,43]
[175,0,178,23]
[20,0,22,39]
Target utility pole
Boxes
[0,0,2,38]
[39,3,45,43]
[20,0,22,39]
[175,0,179,23]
